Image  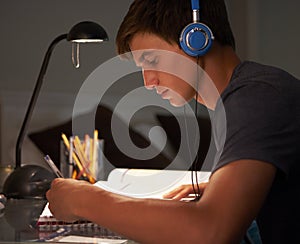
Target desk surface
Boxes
[0,199,137,243]
[0,199,47,242]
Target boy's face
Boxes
[130,33,198,107]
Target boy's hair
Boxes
[116,0,235,57]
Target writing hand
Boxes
[46,178,92,222]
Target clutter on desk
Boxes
[61,130,103,184]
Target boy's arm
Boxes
[47,159,276,244]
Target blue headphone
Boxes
[180,0,214,57]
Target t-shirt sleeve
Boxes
[213,82,295,176]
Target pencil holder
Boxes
[60,138,104,182]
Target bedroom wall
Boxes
[0,0,134,166]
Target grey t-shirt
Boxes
[212,61,300,243]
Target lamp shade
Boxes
[67,21,109,43]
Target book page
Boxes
[41,169,210,218]
[95,168,211,199]
[38,169,210,242]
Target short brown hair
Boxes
[116,0,235,57]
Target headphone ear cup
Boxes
[180,22,214,57]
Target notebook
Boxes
[95,168,211,199]
[37,202,126,241]
[37,169,210,240]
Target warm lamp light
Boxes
[3,21,108,199]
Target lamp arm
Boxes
[15,33,68,169]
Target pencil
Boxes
[93,129,98,171]
[74,136,89,168]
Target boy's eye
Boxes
[144,56,158,66]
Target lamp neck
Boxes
[15,34,68,169]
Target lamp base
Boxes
[3,165,55,199]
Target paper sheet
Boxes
[57,235,127,243]
[95,168,211,198]
[40,169,211,218]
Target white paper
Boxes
[41,169,211,217]
[95,168,211,199]
[57,235,127,243]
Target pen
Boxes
[36,227,70,242]
[44,155,64,178]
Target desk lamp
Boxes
[3,21,108,199]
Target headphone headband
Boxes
[191,0,200,10]
[191,0,200,22]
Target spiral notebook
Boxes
[37,202,125,241]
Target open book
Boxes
[95,168,211,199]
[40,168,211,218]
[37,168,211,241]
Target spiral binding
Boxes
[36,217,124,239]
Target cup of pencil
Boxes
[60,130,104,183]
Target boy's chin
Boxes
[169,98,189,107]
